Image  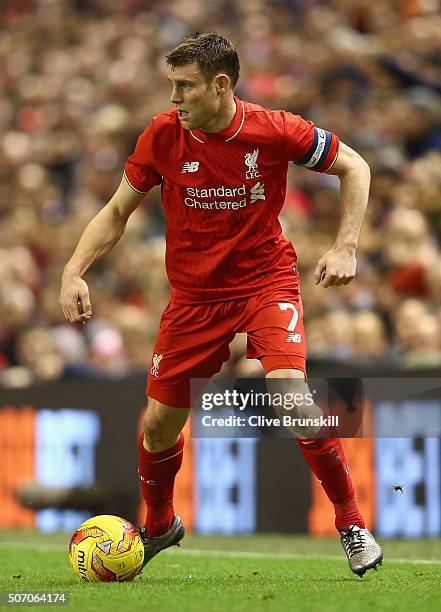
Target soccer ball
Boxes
[68,515,144,582]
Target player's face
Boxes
[168,62,222,131]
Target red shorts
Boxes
[147,288,307,408]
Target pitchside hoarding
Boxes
[1,372,440,537]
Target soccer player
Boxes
[59,32,383,576]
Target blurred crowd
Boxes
[0,0,440,386]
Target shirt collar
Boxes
[190,97,245,144]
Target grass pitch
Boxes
[0,531,440,611]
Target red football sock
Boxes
[296,437,365,530]
[138,432,184,536]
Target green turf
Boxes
[0,531,440,611]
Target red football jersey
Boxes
[124,98,339,302]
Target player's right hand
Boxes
[59,274,92,325]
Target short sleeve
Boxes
[124,122,162,193]
[283,112,339,173]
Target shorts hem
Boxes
[259,354,306,375]
[147,382,191,409]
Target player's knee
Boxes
[265,370,323,437]
[142,401,168,449]
[265,368,307,404]
[142,398,188,451]
[142,417,162,449]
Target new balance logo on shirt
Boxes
[182,161,199,173]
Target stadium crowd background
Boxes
[0,0,440,387]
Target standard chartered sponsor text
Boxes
[185,184,247,210]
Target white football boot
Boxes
[339,525,383,577]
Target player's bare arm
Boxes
[313,141,371,288]
[59,177,145,324]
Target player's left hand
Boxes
[313,246,356,288]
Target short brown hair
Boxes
[165,32,240,88]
